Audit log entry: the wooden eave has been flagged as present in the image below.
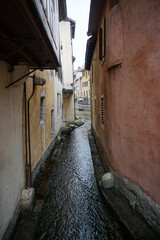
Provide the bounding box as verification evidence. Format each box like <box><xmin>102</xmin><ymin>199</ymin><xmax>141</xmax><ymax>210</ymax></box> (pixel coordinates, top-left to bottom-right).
<box><xmin>66</xmin><ymin>17</ymin><xmax>76</xmax><ymax>39</ymax></box>
<box><xmin>87</xmin><ymin>0</ymin><xmax>106</xmax><ymax>36</ymax></box>
<box><xmin>59</xmin><ymin>0</ymin><xmax>67</xmax><ymax>21</ymax></box>
<box><xmin>85</xmin><ymin>35</ymin><xmax>97</xmax><ymax>70</ymax></box>
<box><xmin>0</xmin><ymin>0</ymin><xmax>61</xmax><ymax>69</ymax></box>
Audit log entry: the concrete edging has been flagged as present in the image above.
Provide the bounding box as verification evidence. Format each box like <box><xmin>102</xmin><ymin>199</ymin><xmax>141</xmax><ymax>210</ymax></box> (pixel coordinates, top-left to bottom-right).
<box><xmin>88</xmin><ymin>129</ymin><xmax>160</xmax><ymax>240</ymax></box>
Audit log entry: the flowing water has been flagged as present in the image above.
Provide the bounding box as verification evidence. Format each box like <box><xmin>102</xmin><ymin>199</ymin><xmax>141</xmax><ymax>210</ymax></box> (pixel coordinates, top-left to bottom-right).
<box><xmin>34</xmin><ymin>111</ymin><xmax>130</xmax><ymax>240</ymax></box>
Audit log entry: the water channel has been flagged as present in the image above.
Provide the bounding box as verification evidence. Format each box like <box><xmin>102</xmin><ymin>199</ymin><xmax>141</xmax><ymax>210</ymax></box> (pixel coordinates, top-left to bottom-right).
<box><xmin>34</xmin><ymin>111</ymin><xmax>130</xmax><ymax>240</ymax></box>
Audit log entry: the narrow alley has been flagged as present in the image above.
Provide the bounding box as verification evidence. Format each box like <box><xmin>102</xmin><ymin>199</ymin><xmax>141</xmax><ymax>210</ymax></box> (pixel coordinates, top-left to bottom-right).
<box><xmin>34</xmin><ymin>112</ymin><xmax>130</xmax><ymax>240</ymax></box>
<box><xmin>1</xmin><ymin>1</ymin><xmax>160</xmax><ymax>239</ymax></box>
<box><xmin>12</xmin><ymin>111</ymin><xmax>131</xmax><ymax>240</ymax></box>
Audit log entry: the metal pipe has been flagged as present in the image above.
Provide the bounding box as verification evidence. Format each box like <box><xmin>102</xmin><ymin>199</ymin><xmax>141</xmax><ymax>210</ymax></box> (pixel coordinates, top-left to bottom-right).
<box><xmin>24</xmin><ymin>82</ymin><xmax>28</xmax><ymax>188</ymax></box>
<box><xmin>5</xmin><ymin>68</ymin><xmax>38</xmax><ymax>89</ymax></box>
<box><xmin>1</xmin><ymin>39</ymin><xmax>36</xmax><ymax>62</ymax></box>
<box><xmin>26</xmin><ymin>75</ymin><xmax>46</xmax><ymax>188</ymax></box>
<box><xmin>27</xmin><ymin>78</ymin><xmax>35</xmax><ymax>188</ymax></box>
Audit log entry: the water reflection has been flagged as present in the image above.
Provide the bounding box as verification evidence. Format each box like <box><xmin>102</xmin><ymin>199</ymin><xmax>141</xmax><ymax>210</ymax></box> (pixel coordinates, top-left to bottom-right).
<box><xmin>35</xmin><ymin>111</ymin><xmax>129</xmax><ymax>240</ymax></box>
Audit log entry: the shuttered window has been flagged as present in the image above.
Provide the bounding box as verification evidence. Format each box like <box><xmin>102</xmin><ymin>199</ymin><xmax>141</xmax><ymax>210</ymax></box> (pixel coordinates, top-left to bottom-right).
<box><xmin>95</xmin><ymin>97</ymin><xmax>97</xmax><ymax>116</ymax></box>
<box><xmin>57</xmin><ymin>93</ymin><xmax>61</xmax><ymax>114</ymax></box>
<box><xmin>40</xmin><ymin>96</ymin><xmax>45</xmax><ymax>124</ymax></box>
<box><xmin>103</xmin><ymin>18</ymin><xmax>106</xmax><ymax>58</ymax></box>
<box><xmin>101</xmin><ymin>95</ymin><xmax>104</xmax><ymax>127</ymax></box>
<box><xmin>99</xmin><ymin>28</ymin><xmax>102</xmax><ymax>61</ymax></box>
<box><xmin>99</xmin><ymin>18</ymin><xmax>106</xmax><ymax>62</ymax></box>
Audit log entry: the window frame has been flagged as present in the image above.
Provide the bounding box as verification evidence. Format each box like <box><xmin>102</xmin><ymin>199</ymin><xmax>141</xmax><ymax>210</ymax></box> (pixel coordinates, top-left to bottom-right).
<box><xmin>99</xmin><ymin>18</ymin><xmax>106</xmax><ymax>63</ymax></box>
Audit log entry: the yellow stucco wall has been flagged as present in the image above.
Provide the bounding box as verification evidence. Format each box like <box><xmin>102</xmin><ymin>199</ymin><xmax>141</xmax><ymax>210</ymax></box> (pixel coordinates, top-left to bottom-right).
<box><xmin>25</xmin><ymin>70</ymin><xmax>55</xmax><ymax>171</ymax></box>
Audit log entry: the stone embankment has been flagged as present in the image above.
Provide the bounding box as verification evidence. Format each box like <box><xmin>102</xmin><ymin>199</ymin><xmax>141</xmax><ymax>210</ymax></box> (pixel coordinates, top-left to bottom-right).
<box><xmin>88</xmin><ymin>129</ymin><xmax>160</xmax><ymax>240</ymax></box>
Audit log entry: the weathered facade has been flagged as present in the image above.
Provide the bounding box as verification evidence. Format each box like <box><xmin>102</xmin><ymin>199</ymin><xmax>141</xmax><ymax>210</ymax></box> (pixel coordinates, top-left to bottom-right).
<box><xmin>85</xmin><ymin>0</ymin><xmax>160</xmax><ymax>235</ymax></box>
<box><xmin>0</xmin><ymin>63</ymin><xmax>26</xmax><ymax>239</ymax></box>
<box><xmin>0</xmin><ymin>1</ymin><xmax>67</xmax><ymax>238</ymax></box>
<box><xmin>24</xmin><ymin>70</ymin><xmax>61</xmax><ymax>180</ymax></box>
<box><xmin>60</xmin><ymin>18</ymin><xmax>76</xmax><ymax>122</ymax></box>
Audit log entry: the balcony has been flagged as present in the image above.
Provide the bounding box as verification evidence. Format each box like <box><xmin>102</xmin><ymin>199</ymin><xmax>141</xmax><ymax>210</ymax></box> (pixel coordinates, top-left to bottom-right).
<box><xmin>0</xmin><ymin>0</ymin><xmax>66</xmax><ymax>69</ymax></box>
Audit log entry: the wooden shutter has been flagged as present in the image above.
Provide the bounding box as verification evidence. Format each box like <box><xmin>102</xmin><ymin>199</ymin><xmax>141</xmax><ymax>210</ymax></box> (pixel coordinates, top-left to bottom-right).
<box><xmin>99</xmin><ymin>28</ymin><xmax>102</xmax><ymax>61</ymax></box>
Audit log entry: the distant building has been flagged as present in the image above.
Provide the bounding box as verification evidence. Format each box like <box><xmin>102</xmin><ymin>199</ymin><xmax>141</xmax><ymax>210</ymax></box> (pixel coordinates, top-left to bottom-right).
<box><xmin>81</xmin><ymin>69</ymin><xmax>90</xmax><ymax>105</ymax></box>
<box><xmin>74</xmin><ymin>67</ymin><xmax>90</xmax><ymax>105</ymax></box>
<box><xmin>74</xmin><ymin>68</ymin><xmax>82</xmax><ymax>101</ymax></box>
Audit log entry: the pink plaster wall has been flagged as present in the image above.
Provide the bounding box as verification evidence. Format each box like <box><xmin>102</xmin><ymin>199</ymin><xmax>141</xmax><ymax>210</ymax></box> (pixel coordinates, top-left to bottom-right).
<box><xmin>96</xmin><ymin>0</ymin><xmax>160</xmax><ymax>204</ymax></box>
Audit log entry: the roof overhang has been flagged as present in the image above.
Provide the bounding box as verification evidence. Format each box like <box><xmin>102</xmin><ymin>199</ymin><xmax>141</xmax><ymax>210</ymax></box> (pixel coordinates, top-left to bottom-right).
<box><xmin>66</xmin><ymin>17</ymin><xmax>76</xmax><ymax>39</ymax></box>
<box><xmin>85</xmin><ymin>35</ymin><xmax>97</xmax><ymax>70</ymax></box>
<box><xmin>59</xmin><ymin>0</ymin><xmax>67</xmax><ymax>21</ymax></box>
<box><xmin>0</xmin><ymin>0</ymin><xmax>62</xmax><ymax>69</ymax></box>
<box><xmin>87</xmin><ymin>0</ymin><xmax>106</xmax><ymax>36</ymax></box>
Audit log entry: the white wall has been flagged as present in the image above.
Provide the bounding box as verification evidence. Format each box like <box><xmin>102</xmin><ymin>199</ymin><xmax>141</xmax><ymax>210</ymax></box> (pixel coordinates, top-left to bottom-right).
<box><xmin>54</xmin><ymin>71</ymin><xmax>63</xmax><ymax>136</ymax></box>
<box><xmin>60</xmin><ymin>20</ymin><xmax>75</xmax><ymax>122</ymax></box>
<box><xmin>60</xmin><ymin>21</ymin><xmax>73</xmax><ymax>87</ymax></box>
<box><xmin>0</xmin><ymin>62</ymin><xmax>25</xmax><ymax>238</ymax></box>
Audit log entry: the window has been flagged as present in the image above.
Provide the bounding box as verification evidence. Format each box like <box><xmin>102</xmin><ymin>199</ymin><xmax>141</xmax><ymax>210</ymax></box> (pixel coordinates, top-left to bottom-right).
<box><xmin>86</xmin><ymin>90</ymin><xmax>88</xmax><ymax>96</ymax></box>
<box><xmin>99</xmin><ymin>28</ymin><xmax>102</xmax><ymax>61</ymax></box>
<box><xmin>83</xmin><ymin>72</ymin><xmax>85</xmax><ymax>77</ymax></box>
<box><xmin>86</xmin><ymin>72</ymin><xmax>87</xmax><ymax>78</ymax></box>
<box><xmin>51</xmin><ymin>109</ymin><xmax>54</xmax><ymax>140</ymax></box>
<box><xmin>99</xmin><ymin>18</ymin><xmax>106</xmax><ymax>62</ymax></box>
<box><xmin>84</xmin><ymin>91</ymin><xmax>85</xmax><ymax>96</ymax></box>
<box><xmin>101</xmin><ymin>95</ymin><xmax>104</xmax><ymax>127</ymax></box>
<box><xmin>57</xmin><ymin>93</ymin><xmax>61</xmax><ymax>114</ymax></box>
<box><xmin>95</xmin><ymin>97</ymin><xmax>97</xmax><ymax>116</ymax></box>
<box><xmin>40</xmin><ymin>96</ymin><xmax>45</xmax><ymax>124</ymax></box>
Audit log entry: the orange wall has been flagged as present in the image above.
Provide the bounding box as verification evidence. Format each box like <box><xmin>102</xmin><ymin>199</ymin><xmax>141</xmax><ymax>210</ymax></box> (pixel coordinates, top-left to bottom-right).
<box><xmin>92</xmin><ymin>0</ymin><xmax>160</xmax><ymax>204</ymax></box>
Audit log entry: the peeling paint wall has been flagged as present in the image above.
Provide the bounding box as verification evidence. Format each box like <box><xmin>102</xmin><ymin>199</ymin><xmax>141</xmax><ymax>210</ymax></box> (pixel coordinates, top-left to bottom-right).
<box><xmin>0</xmin><ymin>62</ymin><xmax>25</xmax><ymax>238</ymax></box>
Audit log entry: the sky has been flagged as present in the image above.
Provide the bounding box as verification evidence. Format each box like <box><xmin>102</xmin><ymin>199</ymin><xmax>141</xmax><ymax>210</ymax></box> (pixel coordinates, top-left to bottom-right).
<box><xmin>66</xmin><ymin>0</ymin><xmax>91</xmax><ymax>70</ymax></box>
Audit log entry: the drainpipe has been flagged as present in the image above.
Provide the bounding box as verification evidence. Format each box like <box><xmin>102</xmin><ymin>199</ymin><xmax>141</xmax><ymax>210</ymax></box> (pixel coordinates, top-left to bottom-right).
<box><xmin>26</xmin><ymin>75</ymin><xmax>46</xmax><ymax>188</ymax></box>
<box><xmin>26</xmin><ymin>79</ymin><xmax>35</xmax><ymax>188</ymax></box>
<box><xmin>24</xmin><ymin>82</ymin><xmax>28</xmax><ymax>188</ymax></box>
